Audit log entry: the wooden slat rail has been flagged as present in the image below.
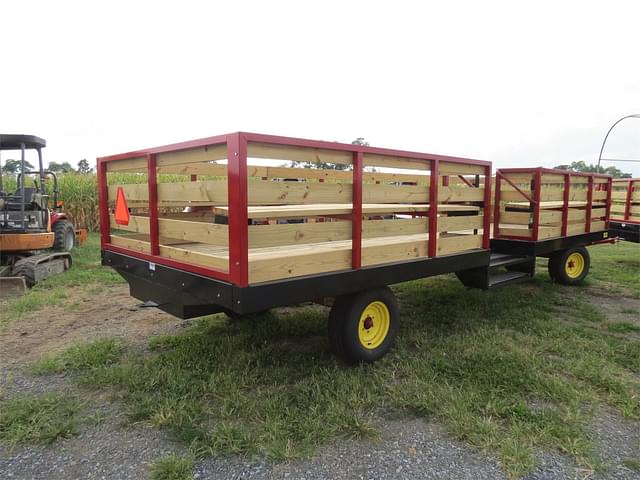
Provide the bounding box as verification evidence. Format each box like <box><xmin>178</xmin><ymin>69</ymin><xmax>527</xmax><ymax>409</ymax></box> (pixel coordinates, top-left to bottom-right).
<box><xmin>213</xmin><ymin>203</ymin><xmax>480</xmax><ymax>219</ymax></box>
<box><xmin>109</xmin><ymin>214</ymin><xmax>228</xmax><ymax>246</ymax></box>
<box><xmin>495</xmin><ymin>167</ymin><xmax>611</xmax><ymax>240</ymax></box>
<box><xmin>109</xmin><ymin>179</ymin><xmax>485</xmax><ymax>206</ymax></box>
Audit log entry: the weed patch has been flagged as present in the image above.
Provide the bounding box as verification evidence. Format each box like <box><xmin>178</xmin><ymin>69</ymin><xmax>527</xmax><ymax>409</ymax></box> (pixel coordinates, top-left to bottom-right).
<box><xmin>0</xmin><ymin>394</ymin><xmax>81</xmax><ymax>446</ymax></box>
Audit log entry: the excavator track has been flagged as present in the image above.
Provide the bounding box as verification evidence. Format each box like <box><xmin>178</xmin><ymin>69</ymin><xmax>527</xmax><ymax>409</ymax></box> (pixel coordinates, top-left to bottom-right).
<box><xmin>9</xmin><ymin>252</ymin><xmax>72</xmax><ymax>287</ymax></box>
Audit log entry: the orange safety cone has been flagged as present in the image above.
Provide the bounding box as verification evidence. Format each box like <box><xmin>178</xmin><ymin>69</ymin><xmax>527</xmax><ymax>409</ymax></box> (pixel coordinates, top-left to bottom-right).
<box><xmin>114</xmin><ymin>186</ymin><xmax>130</xmax><ymax>226</ymax></box>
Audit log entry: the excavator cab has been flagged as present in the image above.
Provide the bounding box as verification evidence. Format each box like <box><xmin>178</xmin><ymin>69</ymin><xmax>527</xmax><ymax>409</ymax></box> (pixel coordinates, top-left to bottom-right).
<box><xmin>0</xmin><ymin>134</ymin><xmax>80</xmax><ymax>297</ymax></box>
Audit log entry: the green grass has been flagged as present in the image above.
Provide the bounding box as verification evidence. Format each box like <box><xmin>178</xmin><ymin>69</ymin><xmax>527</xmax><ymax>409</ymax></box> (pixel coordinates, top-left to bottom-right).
<box><xmin>32</xmin><ymin>338</ymin><xmax>125</xmax><ymax>374</ymax></box>
<box><xmin>606</xmin><ymin>322</ymin><xmax>640</xmax><ymax>333</ymax></box>
<box><xmin>587</xmin><ymin>242</ymin><xmax>640</xmax><ymax>296</ymax></box>
<box><xmin>150</xmin><ymin>454</ymin><xmax>194</xmax><ymax>480</ymax></box>
<box><xmin>622</xmin><ymin>457</ymin><xmax>640</xmax><ymax>471</ymax></box>
<box><xmin>0</xmin><ymin>234</ymin><xmax>124</xmax><ymax>328</ymax></box>
<box><xmin>17</xmin><ymin>238</ymin><xmax>640</xmax><ymax>478</ymax></box>
<box><xmin>0</xmin><ymin>394</ymin><xmax>81</xmax><ymax>446</ymax></box>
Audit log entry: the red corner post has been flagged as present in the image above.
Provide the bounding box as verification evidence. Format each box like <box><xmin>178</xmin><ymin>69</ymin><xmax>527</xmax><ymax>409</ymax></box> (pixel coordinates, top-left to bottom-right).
<box><xmin>604</xmin><ymin>177</ymin><xmax>613</xmax><ymax>227</ymax></box>
<box><xmin>531</xmin><ymin>168</ymin><xmax>542</xmax><ymax>241</ymax></box>
<box><xmin>561</xmin><ymin>172</ymin><xmax>570</xmax><ymax>237</ymax></box>
<box><xmin>147</xmin><ymin>154</ymin><xmax>160</xmax><ymax>256</ymax></box>
<box><xmin>482</xmin><ymin>165</ymin><xmax>492</xmax><ymax>249</ymax></box>
<box><xmin>623</xmin><ymin>179</ymin><xmax>633</xmax><ymax>221</ymax></box>
<box><xmin>493</xmin><ymin>171</ymin><xmax>502</xmax><ymax>238</ymax></box>
<box><xmin>227</xmin><ymin>133</ymin><xmax>249</xmax><ymax>287</ymax></box>
<box><xmin>351</xmin><ymin>151</ymin><xmax>363</xmax><ymax>269</ymax></box>
<box><xmin>585</xmin><ymin>175</ymin><xmax>594</xmax><ymax>233</ymax></box>
<box><xmin>428</xmin><ymin>159</ymin><xmax>439</xmax><ymax>257</ymax></box>
<box><xmin>97</xmin><ymin>159</ymin><xmax>110</xmax><ymax>247</ymax></box>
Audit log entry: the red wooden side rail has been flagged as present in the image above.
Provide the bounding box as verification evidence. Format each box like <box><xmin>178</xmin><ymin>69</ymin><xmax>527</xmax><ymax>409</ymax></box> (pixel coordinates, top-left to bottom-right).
<box><xmin>493</xmin><ymin>167</ymin><xmax>612</xmax><ymax>242</ymax></box>
<box><xmin>97</xmin><ymin>132</ymin><xmax>492</xmax><ymax>287</ymax></box>
<box><xmin>611</xmin><ymin>178</ymin><xmax>640</xmax><ymax>224</ymax></box>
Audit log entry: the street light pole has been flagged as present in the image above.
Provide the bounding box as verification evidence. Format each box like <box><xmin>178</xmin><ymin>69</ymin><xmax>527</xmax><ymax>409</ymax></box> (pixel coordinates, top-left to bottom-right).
<box><xmin>597</xmin><ymin>114</ymin><xmax>640</xmax><ymax>171</ymax></box>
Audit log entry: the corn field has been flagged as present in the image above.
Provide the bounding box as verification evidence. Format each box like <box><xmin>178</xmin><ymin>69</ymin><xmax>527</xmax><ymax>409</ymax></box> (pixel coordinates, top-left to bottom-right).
<box><xmin>2</xmin><ymin>173</ymin><xmax>193</xmax><ymax>232</ymax></box>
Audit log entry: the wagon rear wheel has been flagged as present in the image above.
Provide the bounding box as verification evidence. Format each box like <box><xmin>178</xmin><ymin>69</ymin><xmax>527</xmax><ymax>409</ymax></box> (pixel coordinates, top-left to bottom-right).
<box><xmin>548</xmin><ymin>246</ymin><xmax>590</xmax><ymax>285</ymax></box>
<box><xmin>328</xmin><ymin>287</ymin><xmax>399</xmax><ymax>364</ymax></box>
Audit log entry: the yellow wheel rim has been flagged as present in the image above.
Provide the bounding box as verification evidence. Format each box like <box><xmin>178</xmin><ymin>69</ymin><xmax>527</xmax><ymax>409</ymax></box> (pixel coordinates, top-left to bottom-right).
<box><xmin>358</xmin><ymin>301</ymin><xmax>390</xmax><ymax>350</ymax></box>
<box><xmin>565</xmin><ymin>252</ymin><xmax>585</xmax><ymax>279</ymax></box>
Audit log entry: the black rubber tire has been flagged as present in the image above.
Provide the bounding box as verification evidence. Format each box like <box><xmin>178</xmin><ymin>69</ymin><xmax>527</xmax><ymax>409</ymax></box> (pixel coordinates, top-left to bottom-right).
<box><xmin>328</xmin><ymin>287</ymin><xmax>399</xmax><ymax>364</ymax></box>
<box><xmin>11</xmin><ymin>262</ymin><xmax>36</xmax><ymax>287</ymax></box>
<box><xmin>548</xmin><ymin>247</ymin><xmax>590</xmax><ymax>285</ymax></box>
<box><xmin>53</xmin><ymin>220</ymin><xmax>75</xmax><ymax>251</ymax></box>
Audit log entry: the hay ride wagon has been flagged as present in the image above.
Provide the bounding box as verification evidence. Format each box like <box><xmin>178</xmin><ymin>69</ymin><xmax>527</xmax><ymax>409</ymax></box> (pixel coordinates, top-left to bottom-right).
<box><xmin>98</xmin><ymin>133</ymin><xmax>614</xmax><ymax>363</ymax></box>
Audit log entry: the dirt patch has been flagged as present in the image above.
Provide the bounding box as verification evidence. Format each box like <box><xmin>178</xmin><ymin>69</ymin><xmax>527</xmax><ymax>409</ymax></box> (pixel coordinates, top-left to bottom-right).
<box><xmin>584</xmin><ymin>287</ymin><xmax>640</xmax><ymax>324</ymax></box>
<box><xmin>0</xmin><ymin>285</ymin><xmax>182</xmax><ymax>367</ymax></box>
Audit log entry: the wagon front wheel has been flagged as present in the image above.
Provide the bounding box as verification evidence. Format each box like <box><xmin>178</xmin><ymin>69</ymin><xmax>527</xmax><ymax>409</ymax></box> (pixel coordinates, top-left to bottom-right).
<box><xmin>548</xmin><ymin>246</ymin><xmax>590</xmax><ymax>285</ymax></box>
<box><xmin>328</xmin><ymin>287</ymin><xmax>399</xmax><ymax>364</ymax></box>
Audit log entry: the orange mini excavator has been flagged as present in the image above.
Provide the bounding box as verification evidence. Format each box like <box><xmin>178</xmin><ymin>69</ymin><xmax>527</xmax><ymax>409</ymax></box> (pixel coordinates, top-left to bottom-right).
<box><xmin>0</xmin><ymin>134</ymin><xmax>85</xmax><ymax>298</ymax></box>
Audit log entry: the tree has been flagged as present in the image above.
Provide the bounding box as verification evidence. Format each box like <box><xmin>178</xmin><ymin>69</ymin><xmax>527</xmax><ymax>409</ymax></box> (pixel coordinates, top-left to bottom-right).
<box><xmin>289</xmin><ymin>137</ymin><xmax>370</xmax><ymax>170</ymax></box>
<box><xmin>554</xmin><ymin>161</ymin><xmax>631</xmax><ymax>178</ymax></box>
<box><xmin>77</xmin><ymin>159</ymin><xmax>93</xmax><ymax>174</ymax></box>
<box><xmin>48</xmin><ymin>161</ymin><xmax>75</xmax><ymax>173</ymax></box>
<box><xmin>351</xmin><ymin>137</ymin><xmax>370</xmax><ymax>146</ymax></box>
<box><xmin>1</xmin><ymin>159</ymin><xmax>35</xmax><ymax>174</ymax></box>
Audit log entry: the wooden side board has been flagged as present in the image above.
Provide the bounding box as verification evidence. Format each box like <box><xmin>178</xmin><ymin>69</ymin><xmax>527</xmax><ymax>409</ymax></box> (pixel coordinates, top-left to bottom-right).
<box><xmin>247</xmin><ymin>232</ymin><xmax>484</xmax><ymax>283</ymax></box>
<box><xmin>110</xmin><ymin>235</ymin><xmax>229</xmax><ymax>271</ymax></box>
<box><xmin>499</xmin><ymin>220</ymin><xmax>606</xmax><ymax>239</ymax></box>
<box><xmin>246</xmin><ymin>215</ymin><xmax>484</xmax><ymax>248</ymax></box>
<box><xmin>214</xmin><ymin>203</ymin><xmax>480</xmax><ymax>219</ymax></box>
<box><xmin>248</xmin><ymin>142</ymin><xmax>353</xmax><ymax>165</ymax></box>
<box><xmin>110</xmin><ymin>178</ymin><xmax>483</xmax><ymax>206</ymax></box>
<box><xmin>110</xmin><ymin>214</ymin><xmax>228</xmax><ymax>246</ymax></box>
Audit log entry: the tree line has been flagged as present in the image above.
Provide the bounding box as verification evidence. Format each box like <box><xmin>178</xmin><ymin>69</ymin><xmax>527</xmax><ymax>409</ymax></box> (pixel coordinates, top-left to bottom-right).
<box><xmin>1</xmin><ymin>158</ymin><xmax>93</xmax><ymax>175</ymax></box>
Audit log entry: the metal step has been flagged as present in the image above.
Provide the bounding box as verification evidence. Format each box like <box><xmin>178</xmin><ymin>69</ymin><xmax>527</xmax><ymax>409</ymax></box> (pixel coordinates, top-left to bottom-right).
<box><xmin>489</xmin><ymin>253</ymin><xmax>533</xmax><ymax>268</ymax></box>
<box><xmin>488</xmin><ymin>270</ymin><xmax>530</xmax><ymax>289</ymax></box>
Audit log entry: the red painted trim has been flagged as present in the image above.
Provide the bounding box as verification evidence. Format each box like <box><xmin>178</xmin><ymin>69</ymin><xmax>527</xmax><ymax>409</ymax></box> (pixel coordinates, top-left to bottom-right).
<box><xmin>97</xmin><ymin>159</ymin><xmax>110</xmax><ymax>247</ymax></box>
<box><xmin>99</xmin><ymin>132</ymin><xmax>491</xmax><ymax>167</ymax></box>
<box><xmin>561</xmin><ymin>173</ymin><xmax>570</xmax><ymax>236</ymax></box>
<box><xmin>624</xmin><ymin>179</ymin><xmax>633</xmax><ymax>221</ymax></box>
<box><xmin>428</xmin><ymin>160</ymin><xmax>439</xmax><ymax>257</ymax></box>
<box><xmin>493</xmin><ymin>172</ymin><xmax>502</xmax><ymax>238</ymax></box>
<box><xmin>148</xmin><ymin>154</ymin><xmax>160</xmax><ymax>255</ymax></box>
<box><xmin>351</xmin><ymin>152</ymin><xmax>363</xmax><ymax>269</ymax></box>
<box><xmin>497</xmin><ymin>234</ymin><xmax>536</xmax><ymax>241</ymax></box>
<box><xmin>604</xmin><ymin>177</ymin><xmax>613</xmax><ymax>228</ymax></box>
<box><xmin>97</xmin><ymin>134</ymin><xmax>228</xmax><ymax>162</ymax></box>
<box><xmin>482</xmin><ymin>165</ymin><xmax>492</xmax><ymax>249</ymax></box>
<box><xmin>585</xmin><ymin>176</ymin><xmax>594</xmax><ymax>233</ymax></box>
<box><xmin>531</xmin><ymin>168</ymin><xmax>542</xmax><ymax>241</ymax></box>
<box><xmin>227</xmin><ymin>134</ymin><xmax>249</xmax><ymax>287</ymax></box>
<box><xmin>244</xmin><ymin>132</ymin><xmax>491</xmax><ymax>167</ymax></box>
<box><xmin>103</xmin><ymin>244</ymin><xmax>230</xmax><ymax>280</ymax></box>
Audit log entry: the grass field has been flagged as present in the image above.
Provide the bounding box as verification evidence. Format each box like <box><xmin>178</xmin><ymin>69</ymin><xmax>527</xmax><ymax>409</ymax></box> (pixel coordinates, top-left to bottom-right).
<box><xmin>1</xmin><ymin>237</ymin><xmax>639</xmax><ymax>478</ymax></box>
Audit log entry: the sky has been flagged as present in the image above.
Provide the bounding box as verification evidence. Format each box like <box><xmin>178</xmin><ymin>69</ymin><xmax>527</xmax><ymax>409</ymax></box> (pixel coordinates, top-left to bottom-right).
<box><xmin>2</xmin><ymin>0</ymin><xmax>639</xmax><ymax>176</ymax></box>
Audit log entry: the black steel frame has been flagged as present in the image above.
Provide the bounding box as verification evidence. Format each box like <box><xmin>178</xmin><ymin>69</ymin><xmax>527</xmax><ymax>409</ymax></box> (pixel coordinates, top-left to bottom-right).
<box><xmin>103</xmin><ymin>249</ymin><xmax>491</xmax><ymax>318</ymax></box>
<box><xmin>490</xmin><ymin>231</ymin><xmax>611</xmax><ymax>257</ymax></box>
<box><xmin>608</xmin><ymin>221</ymin><xmax>640</xmax><ymax>243</ymax></box>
